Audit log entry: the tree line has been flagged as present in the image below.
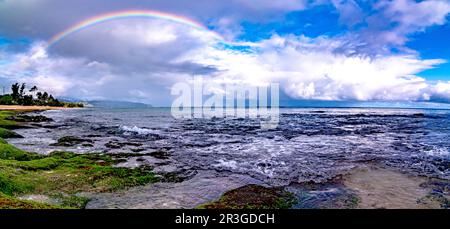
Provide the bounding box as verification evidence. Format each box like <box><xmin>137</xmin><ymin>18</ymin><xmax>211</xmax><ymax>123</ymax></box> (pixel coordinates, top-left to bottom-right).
<box><xmin>0</xmin><ymin>83</ymin><xmax>84</xmax><ymax>107</ymax></box>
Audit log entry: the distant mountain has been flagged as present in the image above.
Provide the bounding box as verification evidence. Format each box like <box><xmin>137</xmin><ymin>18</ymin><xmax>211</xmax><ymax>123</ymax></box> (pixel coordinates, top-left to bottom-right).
<box><xmin>87</xmin><ymin>100</ymin><xmax>153</xmax><ymax>108</ymax></box>
<box><xmin>57</xmin><ymin>96</ymin><xmax>84</xmax><ymax>103</ymax></box>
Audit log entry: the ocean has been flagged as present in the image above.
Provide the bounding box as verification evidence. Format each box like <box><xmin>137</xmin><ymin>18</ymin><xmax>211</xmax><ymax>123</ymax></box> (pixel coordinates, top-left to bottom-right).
<box><xmin>9</xmin><ymin>107</ymin><xmax>450</xmax><ymax>186</ymax></box>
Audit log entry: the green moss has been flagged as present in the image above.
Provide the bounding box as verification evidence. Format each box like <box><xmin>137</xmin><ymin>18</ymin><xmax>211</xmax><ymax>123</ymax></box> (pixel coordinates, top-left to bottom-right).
<box><xmin>345</xmin><ymin>195</ymin><xmax>360</xmax><ymax>209</ymax></box>
<box><xmin>51</xmin><ymin>194</ymin><xmax>90</xmax><ymax>209</ymax></box>
<box><xmin>0</xmin><ymin>138</ymin><xmax>42</xmax><ymax>161</ymax></box>
<box><xmin>50</xmin><ymin>136</ymin><xmax>93</xmax><ymax>147</ymax></box>
<box><xmin>1</xmin><ymin>153</ymin><xmax>158</xmax><ymax>193</ymax></box>
<box><xmin>0</xmin><ymin>111</ymin><xmax>17</xmax><ymax>120</ymax></box>
<box><xmin>0</xmin><ymin>193</ymin><xmax>61</xmax><ymax>209</ymax></box>
<box><xmin>2</xmin><ymin>157</ymin><xmax>62</xmax><ymax>171</ymax></box>
<box><xmin>418</xmin><ymin>180</ymin><xmax>450</xmax><ymax>209</ymax></box>
<box><xmin>0</xmin><ymin>128</ymin><xmax>23</xmax><ymax>138</ymax></box>
<box><xmin>0</xmin><ymin>172</ymin><xmax>33</xmax><ymax>195</ymax></box>
<box><xmin>0</xmin><ymin>140</ymin><xmax>159</xmax><ymax>209</ymax></box>
<box><xmin>0</xmin><ymin>111</ymin><xmax>23</xmax><ymax>129</ymax></box>
<box><xmin>5</xmin><ymin>114</ymin><xmax>53</xmax><ymax>122</ymax></box>
<box><xmin>49</xmin><ymin>151</ymin><xmax>78</xmax><ymax>159</ymax></box>
<box><xmin>197</xmin><ymin>185</ymin><xmax>297</xmax><ymax>209</ymax></box>
<box><xmin>0</xmin><ymin>109</ymin><xmax>160</xmax><ymax>209</ymax></box>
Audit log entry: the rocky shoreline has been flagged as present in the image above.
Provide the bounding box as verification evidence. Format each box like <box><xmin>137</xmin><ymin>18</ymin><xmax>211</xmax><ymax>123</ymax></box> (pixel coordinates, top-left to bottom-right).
<box><xmin>0</xmin><ymin>109</ymin><xmax>449</xmax><ymax>209</ymax></box>
<box><xmin>0</xmin><ymin>109</ymin><xmax>181</xmax><ymax>209</ymax></box>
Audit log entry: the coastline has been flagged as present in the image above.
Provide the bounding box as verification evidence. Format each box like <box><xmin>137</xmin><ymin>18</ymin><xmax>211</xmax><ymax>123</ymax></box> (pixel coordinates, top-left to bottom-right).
<box><xmin>0</xmin><ymin>108</ymin><xmax>449</xmax><ymax>209</ymax></box>
<box><xmin>0</xmin><ymin>105</ymin><xmax>69</xmax><ymax>111</ymax></box>
<box><xmin>0</xmin><ymin>108</ymin><xmax>184</xmax><ymax>209</ymax></box>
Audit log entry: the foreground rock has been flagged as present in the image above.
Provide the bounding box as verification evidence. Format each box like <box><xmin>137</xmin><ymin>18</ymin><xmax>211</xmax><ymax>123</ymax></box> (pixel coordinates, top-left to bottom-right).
<box><xmin>105</xmin><ymin>140</ymin><xmax>142</xmax><ymax>149</ymax></box>
<box><xmin>0</xmin><ymin>140</ymin><xmax>160</xmax><ymax>209</ymax></box>
<box><xmin>6</xmin><ymin>114</ymin><xmax>53</xmax><ymax>122</ymax></box>
<box><xmin>198</xmin><ymin>184</ymin><xmax>296</xmax><ymax>209</ymax></box>
<box><xmin>85</xmin><ymin>171</ymin><xmax>263</xmax><ymax>209</ymax></box>
<box><xmin>0</xmin><ymin>128</ymin><xmax>23</xmax><ymax>138</ymax></box>
<box><xmin>50</xmin><ymin>136</ymin><xmax>94</xmax><ymax>147</ymax></box>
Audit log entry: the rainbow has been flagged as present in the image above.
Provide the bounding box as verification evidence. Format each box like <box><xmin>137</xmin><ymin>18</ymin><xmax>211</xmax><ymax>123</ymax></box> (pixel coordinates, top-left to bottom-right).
<box><xmin>47</xmin><ymin>9</ymin><xmax>225</xmax><ymax>47</ymax></box>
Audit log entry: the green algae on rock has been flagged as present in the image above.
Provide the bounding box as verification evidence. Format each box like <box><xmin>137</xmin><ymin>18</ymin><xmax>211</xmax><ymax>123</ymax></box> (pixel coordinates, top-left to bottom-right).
<box><xmin>0</xmin><ymin>139</ymin><xmax>159</xmax><ymax>208</ymax></box>
<box><xmin>50</xmin><ymin>136</ymin><xmax>94</xmax><ymax>147</ymax></box>
<box><xmin>0</xmin><ymin>111</ymin><xmax>25</xmax><ymax>129</ymax></box>
<box><xmin>0</xmin><ymin>193</ymin><xmax>62</xmax><ymax>209</ymax></box>
<box><xmin>197</xmin><ymin>184</ymin><xmax>297</xmax><ymax>209</ymax></box>
<box><xmin>0</xmin><ymin>128</ymin><xmax>23</xmax><ymax>139</ymax></box>
<box><xmin>5</xmin><ymin>114</ymin><xmax>53</xmax><ymax>123</ymax></box>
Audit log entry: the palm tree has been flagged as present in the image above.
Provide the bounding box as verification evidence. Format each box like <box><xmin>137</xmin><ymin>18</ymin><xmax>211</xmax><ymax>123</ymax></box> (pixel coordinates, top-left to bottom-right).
<box><xmin>29</xmin><ymin>86</ymin><xmax>38</xmax><ymax>92</ymax></box>
<box><xmin>11</xmin><ymin>83</ymin><xmax>20</xmax><ymax>101</ymax></box>
<box><xmin>19</xmin><ymin>83</ymin><xmax>26</xmax><ymax>97</ymax></box>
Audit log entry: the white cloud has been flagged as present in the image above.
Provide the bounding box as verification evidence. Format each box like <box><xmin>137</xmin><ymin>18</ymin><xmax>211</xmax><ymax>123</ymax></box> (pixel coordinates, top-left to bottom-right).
<box><xmin>110</xmin><ymin>22</ymin><xmax>178</xmax><ymax>45</ymax></box>
<box><xmin>0</xmin><ymin>18</ymin><xmax>220</xmax><ymax>105</ymax></box>
<box><xmin>190</xmin><ymin>34</ymin><xmax>449</xmax><ymax>102</ymax></box>
<box><xmin>0</xmin><ymin>42</ymin><xmax>117</xmax><ymax>95</ymax></box>
<box><xmin>379</xmin><ymin>0</ymin><xmax>450</xmax><ymax>28</ymax></box>
<box><xmin>331</xmin><ymin>0</ymin><xmax>365</xmax><ymax>27</ymax></box>
<box><xmin>435</xmin><ymin>81</ymin><xmax>450</xmax><ymax>100</ymax></box>
<box><xmin>1</xmin><ymin>2</ymin><xmax>450</xmax><ymax>105</ymax></box>
<box><xmin>0</xmin><ymin>0</ymin><xmax>309</xmax><ymax>42</ymax></box>
<box><xmin>2</xmin><ymin>29</ymin><xmax>450</xmax><ymax>104</ymax></box>
<box><xmin>357</xmin><ymin>0</ymin><xmax>450</xmax><ymax>52</ymax></box>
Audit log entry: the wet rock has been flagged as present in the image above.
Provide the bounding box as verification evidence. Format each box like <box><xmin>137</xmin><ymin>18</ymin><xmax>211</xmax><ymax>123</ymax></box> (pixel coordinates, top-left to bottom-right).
<box><xmin>7</xmin><ymin>115</ymin><xmax>53</xmax><ymax>122</ymax></box>
<box><xmin>50</xmin><ymin>136</ymin><xmax>94</xmax><ymax>147</ymax></box>
<box><xmin>160</xmin><ymin>170</ymin><xmax>198</xmax><ymax>183</ymax></box>
<box><xmin>287</xmin><ymin>180</ymin><xmax>359</xmax><ymax>209</ymax></box>
<box><xmin>105</xmin><ymin>140</ymin><xmax>143</xmax><ymax>149</ymax></box>
<box><xmin>136</xmin><ymin>157</ymin><xmax>146</xmax><ymax>162</ymax></box>
<box><xmin>29</xmin><ymin>123</ymin><xmax>65</xmax><ymax>129</ymax></box>
<box><xmin>153</xmin><ymin>164</ymin><xmax>179</xmax><ymax>174</ymax></box>
<box><xmin>199</xmin><ymin>184</ymin><xmax>296</xmax><ymax>209</ymax></box>
<box><xmin>95</xmin><ymin>160</ymin><xmax>108</xmax><ymax>166</ymax></box>
<box><xmin>85</xmin><ymin>134</ymin><xmax>102</xmax><ymax>138</ymax></box>
<box><xmin>149</xmin><ymin>150</ymin><xmax>171</xmax><ymax>160</ymax></box>
<box><xmin>131</xmin><ymin>148</ymin><xmax>145</xmax><ymax>152</ymax></box>
<box><xmin>85</xmin><ymin>171</ymin><xmax>264</xmax><ymax>209</ymax></box>
<box><xmin>0</xmin><ymin>128</ymin><xmax>24</xmax><ymax>138</ymax></box>
<box><xmin>113</xmin><ymin>155</ymin><xmax>169</xmax><ymax>169</ymax></box>
<box><xmin>419</xmin><ymin>179</ymin><xmax>450</xmax><ymax>209</ymax></box>
<box><xmin>104</xmin><ymin>141</ymin><xmax>122</xmax><ymax>149</ymax></box>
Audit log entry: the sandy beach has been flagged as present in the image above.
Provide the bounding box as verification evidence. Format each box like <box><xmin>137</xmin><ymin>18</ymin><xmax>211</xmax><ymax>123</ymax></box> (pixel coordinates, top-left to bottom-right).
<box><xmin>0</xmin><ymin>105</ymin><xmax>68</xmax><ymax>111</ymax></box>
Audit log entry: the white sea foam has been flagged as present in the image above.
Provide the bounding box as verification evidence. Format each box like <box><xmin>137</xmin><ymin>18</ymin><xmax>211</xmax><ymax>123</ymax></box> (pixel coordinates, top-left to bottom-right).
<box><xmin>120</xmin><ymin>125</ymin><xmax>156</xmax><ymax>135</ymax></box>
<box><xmin>214</xmin><ymin>159</ymin><xmax>238</xmax><ymax>169</ymax></box>
<box><xmin>425</xmin><ymin>147</ymin><xmax>450</xmax><ymax>157</ymax></box>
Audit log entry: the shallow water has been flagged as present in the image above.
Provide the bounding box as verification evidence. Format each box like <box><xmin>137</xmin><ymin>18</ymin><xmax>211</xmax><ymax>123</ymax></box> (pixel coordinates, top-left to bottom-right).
<box><xmin>9</xmin><ymin>107</ymin><xmax>450</xmax><ymax>208</ymax></box>
<box><xmin>342</xmin><ymin>166</ymin><xmax>441</xmax><ymax>209</ymax></box>
<box><xmin>85</xmin><ymin>170</ymin><xmax>263</xmax><ymax>209</ymax></box>
<box><xmin>10</xmin><ymin>108</ymin><xmax>450</xmax><ymax>185</ymax></box>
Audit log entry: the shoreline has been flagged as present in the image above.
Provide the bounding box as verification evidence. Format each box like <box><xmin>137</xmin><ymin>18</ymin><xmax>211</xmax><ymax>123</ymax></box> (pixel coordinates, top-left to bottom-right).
<box><xmin>0</xmin><ymin>109</ymin><xmax>161</xmax><ymax>209</ymax></box>
<box><xmin>0</xmin><ymin>105</ymin><xmax>71</xmax><ymax>111</ymax></box>
<box><xmin>1</xmin><ymin>108</ymin><xmax>448</xmax><ymax>209</ymax></box>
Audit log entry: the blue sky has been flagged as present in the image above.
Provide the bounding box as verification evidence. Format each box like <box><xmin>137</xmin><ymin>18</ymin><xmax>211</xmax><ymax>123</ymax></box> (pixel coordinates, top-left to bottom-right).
<box><xmin>0</xmin><ymin>0</ymin><xmax>450</xmax><ymax>106</ymax></box>
<box><xmin>237</xmin><ymin>5</ymin><xmax>345</xmax><ymax>41</ymax></box>
<box><xmin>407</xmin><ymin>19</ymin><xmax>450</xmax><ymax>80</ymax></box>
